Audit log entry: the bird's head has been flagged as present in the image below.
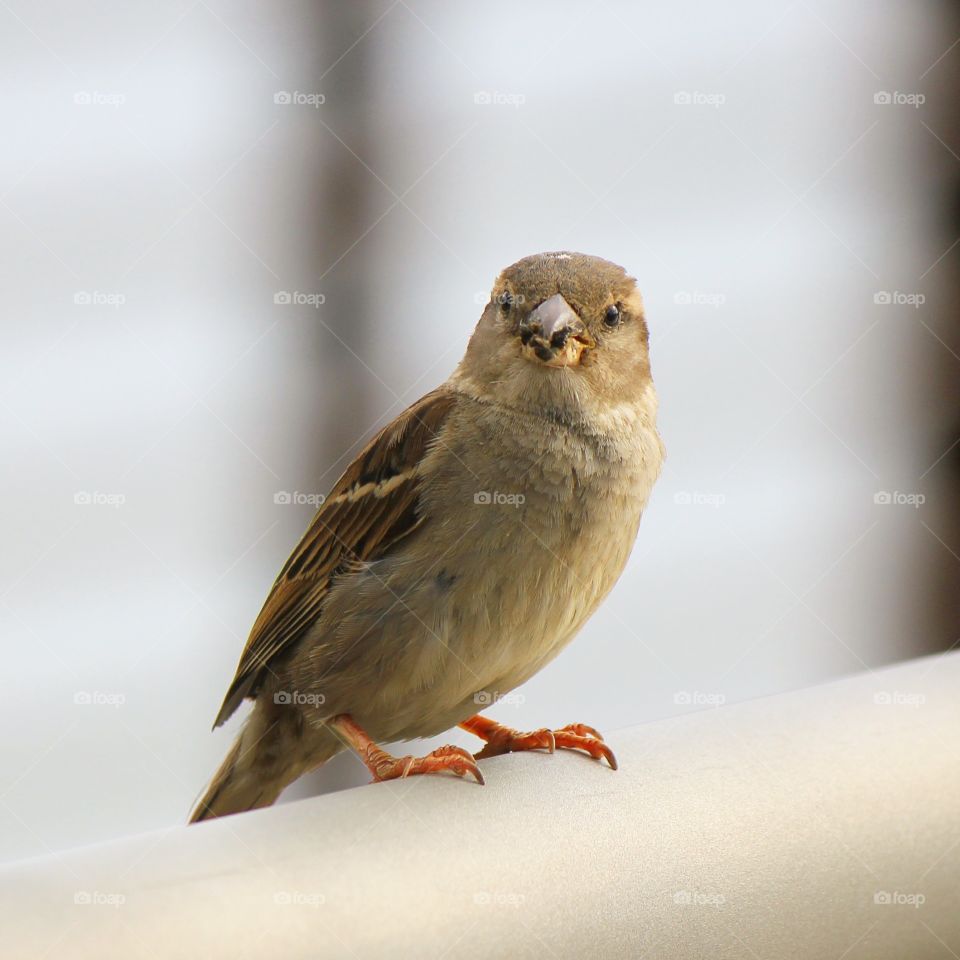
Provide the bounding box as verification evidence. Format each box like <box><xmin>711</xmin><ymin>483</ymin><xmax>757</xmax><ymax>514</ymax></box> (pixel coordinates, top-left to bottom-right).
<box><xmin>456</xmin><ymin>252</ymin><xmax>653</xmax><ymax>420</ymax></box>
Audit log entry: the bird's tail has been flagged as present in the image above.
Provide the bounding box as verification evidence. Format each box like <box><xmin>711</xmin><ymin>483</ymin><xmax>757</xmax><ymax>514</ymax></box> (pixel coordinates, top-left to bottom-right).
<box><xmin>189</xmin><ymin>701</ymin><xmax>340</xmax><ymax>823</ymax></box>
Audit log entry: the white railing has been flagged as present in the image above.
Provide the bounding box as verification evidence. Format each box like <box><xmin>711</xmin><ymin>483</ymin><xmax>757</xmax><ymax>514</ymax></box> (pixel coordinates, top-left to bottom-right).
<box><xmin>2</xmin><ymin>652</ymin><xmax>959</xmax><ymax>959</ymax></box>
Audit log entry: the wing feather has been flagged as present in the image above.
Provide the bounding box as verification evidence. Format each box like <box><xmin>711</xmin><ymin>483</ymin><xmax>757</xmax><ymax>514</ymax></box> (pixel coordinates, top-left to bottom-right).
<box><xmin>213</xmin><ymin>388</ymin><xmax>458</xmax><ymax>727</ymax></box>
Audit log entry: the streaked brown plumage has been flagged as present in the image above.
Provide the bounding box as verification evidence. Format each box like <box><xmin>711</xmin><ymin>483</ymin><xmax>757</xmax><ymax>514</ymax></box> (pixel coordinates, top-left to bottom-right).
<box><xmin>213</xmin><ymin>390</ymin><xmax>457</xmax><ymax>729</ymax></box>
<box><xmin>191</xmin><ymin>252</ymin><xmax>664</xmax><ymax>822</ymax></box>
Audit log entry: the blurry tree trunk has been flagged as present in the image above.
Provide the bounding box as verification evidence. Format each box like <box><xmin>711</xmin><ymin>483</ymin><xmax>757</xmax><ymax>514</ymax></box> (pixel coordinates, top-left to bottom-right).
<box><xmin>286</xmin><ymin>1</ymin><xmax>381</xmax><ymax>801</ymax></box>
<box><xmin>924</xmin><ymin>1</ymin><xmax>960</xmax><ymax>655</ymax></box>
<box><xmin>310</xmin><ymin>1</ymin><xmax>380</xmax><ymax>472</ymax></box>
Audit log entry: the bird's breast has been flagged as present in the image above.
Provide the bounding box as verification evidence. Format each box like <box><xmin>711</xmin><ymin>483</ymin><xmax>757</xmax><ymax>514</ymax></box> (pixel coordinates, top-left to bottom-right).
<box><xmin>307</xmin><ymin>392</ymin><xmax>665</xmax><ymax>742</ymax></box>
<box><xmin>409</xmin><ymin>396</ymin><xmax>664</xmax><ymax>697</ymax></box>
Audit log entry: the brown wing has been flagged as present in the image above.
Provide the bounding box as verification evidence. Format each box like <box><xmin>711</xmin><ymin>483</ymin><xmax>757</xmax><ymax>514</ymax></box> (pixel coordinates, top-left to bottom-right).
<box><xmin>213</xmin><ymin>388</ymin><xmax>458</xmax><ymax>727</ymax></box>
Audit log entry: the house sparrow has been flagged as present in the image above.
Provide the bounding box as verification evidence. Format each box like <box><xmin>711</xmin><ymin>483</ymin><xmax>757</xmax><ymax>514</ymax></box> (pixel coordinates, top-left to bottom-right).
<box><xmin>190</xmin><ymin>251</ymin><xmax>664</xmax><ymax>822</ymax></box>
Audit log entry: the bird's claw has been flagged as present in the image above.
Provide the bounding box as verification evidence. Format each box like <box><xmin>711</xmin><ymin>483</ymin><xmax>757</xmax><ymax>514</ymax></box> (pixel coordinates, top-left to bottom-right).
<box><xmin>556</xmin><ymin>722</ymin><xmax>604</xmax><ymax>741</ymax></box>
<box><xmin>371</xmin><ymin>743</ymin><xmax>485</xmax><ymax>785</ymax></box>
<box><xmin>468</xmin><ymin>718</ymin><xmax>617</xmax><ymax>769</ymax></box>
<box><xmin>552</xmin><ymin>728</ymin><xmax>617</xmax><ymax>769</ymax></box>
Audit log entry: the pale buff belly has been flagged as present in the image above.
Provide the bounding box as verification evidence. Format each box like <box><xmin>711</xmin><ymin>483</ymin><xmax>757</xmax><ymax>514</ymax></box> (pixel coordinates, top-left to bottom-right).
<box><xmin>288</xmin><ymin>488</ymin><xmax>654</xmax><ymax>742</ymax></box>
<box><xmin>285</xmin><ymin>408</ymin><xmax>663</xmax><ymax>743</ymax></box>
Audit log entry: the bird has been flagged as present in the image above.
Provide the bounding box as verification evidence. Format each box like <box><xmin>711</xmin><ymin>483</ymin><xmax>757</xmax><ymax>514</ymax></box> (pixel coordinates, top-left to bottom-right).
<box><xmin>190</xmin><ymin>251</ymin><xmax>664</xmax><ymax>822</ymax></box>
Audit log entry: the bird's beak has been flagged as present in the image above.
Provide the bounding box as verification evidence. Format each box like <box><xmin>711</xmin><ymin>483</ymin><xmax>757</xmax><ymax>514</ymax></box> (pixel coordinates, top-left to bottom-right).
<box><xmin>518</xmin><ymin>294</ymin><xmax>596</xmax><ymax>368</ymax></box>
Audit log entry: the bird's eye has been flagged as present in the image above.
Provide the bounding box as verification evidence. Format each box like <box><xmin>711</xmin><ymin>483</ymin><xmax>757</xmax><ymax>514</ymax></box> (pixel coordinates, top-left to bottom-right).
<box><xmin>603</xmin><ymin>303</ymin><xmax>621</xmax><ymax>327</ymax></box>
<box><xmin>497</xmin><ymin>291</ymin><xmax>514</xmax><ymax>312</ymax></box>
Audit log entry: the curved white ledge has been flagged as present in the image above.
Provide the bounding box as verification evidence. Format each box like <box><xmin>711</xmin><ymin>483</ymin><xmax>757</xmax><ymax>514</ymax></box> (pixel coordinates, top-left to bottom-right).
<box><xmin>2</xmin><ymin>653</ymin><xmax>959</xmax><ymax>959</ymax></box>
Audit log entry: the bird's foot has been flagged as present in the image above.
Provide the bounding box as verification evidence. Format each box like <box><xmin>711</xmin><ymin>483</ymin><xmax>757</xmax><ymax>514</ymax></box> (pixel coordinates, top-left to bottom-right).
<box><xmin>459</xmin><ymin>714</ymin><xmax>617</xmax><ymax>769</ymax></box>
<box><xmin>330</xmin><ymin>714</ymin><xmax>484</xmax><ymax>785</ymax></box>
<box><xmin>369</xmin><ymin>743</ymin><xmax>485</xmax><ymax>785</ymax></box>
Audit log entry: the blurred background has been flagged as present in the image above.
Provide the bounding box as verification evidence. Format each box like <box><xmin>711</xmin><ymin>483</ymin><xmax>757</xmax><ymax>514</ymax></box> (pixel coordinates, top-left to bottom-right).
<box><xmin>1</xmin><ymin>0</ymin><xmax>958</xmax><ymax>862</ymax></box>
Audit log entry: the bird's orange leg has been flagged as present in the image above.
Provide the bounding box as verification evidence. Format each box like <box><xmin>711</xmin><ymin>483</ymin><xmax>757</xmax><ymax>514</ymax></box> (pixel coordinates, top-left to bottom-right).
<box><xmin>459</xmin><ymin>714</ymin><xmax>617</xmax><ymax>769</ymax></box>
<box><xmin>330</xmin><ymin>714</ymin><xmax>484</xmax><ymax>785</ymax></box>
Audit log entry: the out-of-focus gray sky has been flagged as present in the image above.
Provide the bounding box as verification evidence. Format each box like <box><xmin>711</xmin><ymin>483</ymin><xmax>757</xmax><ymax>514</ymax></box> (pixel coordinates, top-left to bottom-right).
<box><xmin>0</xmin><ymin>0</ymin><xmax>957</xmax><ymax>861</ymax></box>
